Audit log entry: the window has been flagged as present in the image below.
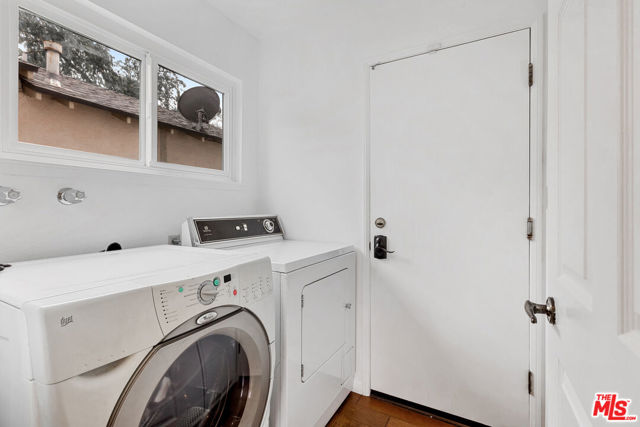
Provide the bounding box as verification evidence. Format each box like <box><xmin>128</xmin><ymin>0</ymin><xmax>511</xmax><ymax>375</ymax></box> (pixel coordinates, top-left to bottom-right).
<box><xmin>18</xmin><ymin>9</ymin><xmax>142</xmax><ymax>160</ymax></box>
<box><xmin>156</xmin><ymin>66</ymin><xmax>224</xmax><ymax>171</ymax></box>
<box><xmin>4</xmin><ymin>4</ymin><xmax>241</xmax><ymax>182</ymax></box>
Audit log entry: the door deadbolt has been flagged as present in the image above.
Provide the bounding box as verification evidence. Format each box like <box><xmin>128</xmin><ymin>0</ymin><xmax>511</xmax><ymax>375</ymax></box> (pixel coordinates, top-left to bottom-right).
<box><xmin>524</xmin><ymin>297</ymin><xmax>556</xmax><ymax>325</ymax></box>
<box><xmin>375</xmin><ymin>217</ymin><xmax>386</xmax><ymax>228</ymax></box>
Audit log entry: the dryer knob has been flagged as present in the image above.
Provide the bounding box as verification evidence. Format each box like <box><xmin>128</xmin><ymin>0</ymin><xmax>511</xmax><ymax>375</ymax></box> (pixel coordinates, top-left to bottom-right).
<box><xmin>263</xmin><ymin>219</ymin><xmax>275</xmax><ymax>233</ymax></box>
<box><xmin>198</xmin><ymin>280</ymin><xmax>217</xmax><ymax>305</ymax></box>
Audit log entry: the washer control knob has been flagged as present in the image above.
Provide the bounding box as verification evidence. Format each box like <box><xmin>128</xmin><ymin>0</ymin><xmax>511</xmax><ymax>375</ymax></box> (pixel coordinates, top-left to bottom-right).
<box><xmin>263</xmin><ymin>219</ymin><xmax>275</xmax><ymax>233</ymax></box>
<box><xmin>198</xmin><ymin>280</ymin><xmax>217</xmax><ymax>305</ymax></box>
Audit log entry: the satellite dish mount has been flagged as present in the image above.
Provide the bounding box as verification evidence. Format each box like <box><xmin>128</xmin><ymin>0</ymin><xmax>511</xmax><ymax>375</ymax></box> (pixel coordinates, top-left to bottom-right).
<box><xmin>177</xmin><ymin>86</ymin><xmax>221</xmax><ymax>132</ymax></box>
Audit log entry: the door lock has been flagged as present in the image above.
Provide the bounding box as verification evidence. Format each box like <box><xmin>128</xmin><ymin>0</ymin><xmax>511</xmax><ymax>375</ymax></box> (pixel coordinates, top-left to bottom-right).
<box><xmin>524</xmin><ymin>297</ymin><xmax>556</xmax><ymax>325</ymax></box>
<box><xmin>374</xmin><ymin>217</ymin><xmax>386</xmax><ymax>228</ymax></box>
<box><xmin>373</xmin><ymin>235</ymin><xmax>395</xmax><ymax>259</ymax></box>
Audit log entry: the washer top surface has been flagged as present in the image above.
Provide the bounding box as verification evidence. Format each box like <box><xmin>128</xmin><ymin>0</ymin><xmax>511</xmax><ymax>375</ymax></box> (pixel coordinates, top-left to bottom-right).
<box><xmin>0</xmin><ymin>245</ymin><xmax>266</xmax><ymax>307</ymax></box>
<box><xmin>223</xmin><ymin>240</ymin><xmax>354</xmax><ymax>273</ymax></box>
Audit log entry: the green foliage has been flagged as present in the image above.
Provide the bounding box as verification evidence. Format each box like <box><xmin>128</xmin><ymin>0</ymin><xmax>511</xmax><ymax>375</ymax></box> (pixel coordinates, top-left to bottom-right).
<box><xmin>116</xmin><ymin>57</ymin><xmax>141</xmax><ymax>99</ymax></box>
<box><xmin>19</xmin><ymin>10</ymin><xmax>139</xmax><ymax>97</ymax></box>
<box><xmin>157</xmin><ymin>66</ymin><xmax>186</xmax><ymax>110</ymax></box>
<box><xmin>18</xmin><ymin>9</ymin><xmax>186</xmax><ymax>109</ymax></box>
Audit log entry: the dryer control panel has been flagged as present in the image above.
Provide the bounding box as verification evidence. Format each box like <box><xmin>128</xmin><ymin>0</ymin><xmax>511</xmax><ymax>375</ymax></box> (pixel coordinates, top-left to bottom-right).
<box><xmin>182</xmin><ymin>216</ymin><xmax>283</xmax><ymax>248</ymax></box>
<box><xmin>151</xmin><ymin>257</ymin><xmax>273</xmax><ymax>336</ymax></box>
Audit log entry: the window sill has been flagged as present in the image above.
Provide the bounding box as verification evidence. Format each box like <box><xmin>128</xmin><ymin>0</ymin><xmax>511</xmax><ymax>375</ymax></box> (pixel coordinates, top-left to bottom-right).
<box><xmin>0</xmin><ymin>147</ymin><xmax>242</xmax><ymax>186</ymax></box>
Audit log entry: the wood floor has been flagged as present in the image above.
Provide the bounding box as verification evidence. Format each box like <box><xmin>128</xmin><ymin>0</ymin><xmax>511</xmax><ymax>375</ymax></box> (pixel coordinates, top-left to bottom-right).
<box><xmin>327</xmin><ymin>393</ymin><xmax>461</xmax><ymax>427</ymax></box>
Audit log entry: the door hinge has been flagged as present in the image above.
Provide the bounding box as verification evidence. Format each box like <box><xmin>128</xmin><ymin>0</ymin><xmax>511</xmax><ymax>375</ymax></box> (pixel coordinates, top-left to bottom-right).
<box><xmin>527</xmin><ymin>217</ymin><xmax>534</xmax><ymax>240</ymax></box>
<box><xmin>301</xmin><ymin>294</ymin><xmax>304</xmax><ymax>308</ymax></box>
<box><xmin>301</xmin><ymin>364</ymin><xmax>304</xmax><ymax>377</ymax></box>
<box><xmin>528</xmin><ymin>63</ymin><xmax>533</xmax><ymax>87</ymax></box>
<box><xmin>528</xmin><ymin>370</ymin><xmax>534</xmax><ymax>395</ymax></box>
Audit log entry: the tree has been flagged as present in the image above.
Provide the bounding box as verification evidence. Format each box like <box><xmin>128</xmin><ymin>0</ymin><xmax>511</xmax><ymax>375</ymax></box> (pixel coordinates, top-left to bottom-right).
<box><xmin>19</xmin><ymin>10</ymin><xmax>140</xmax><ymax>98</ymax></box>
<box><xmin>18</xmin><ymin>9</ymin><xmax>219</xmax><ymax>124</ymax></box>
<box><xmin>114</xmin><ymin>56</ymin><xmax>141</xmax><ymax>99</ymax></box>
<box><xmin>157</xmin><ymin>66</ymin><xmax>186</xmax><ymax>110</ymax></box>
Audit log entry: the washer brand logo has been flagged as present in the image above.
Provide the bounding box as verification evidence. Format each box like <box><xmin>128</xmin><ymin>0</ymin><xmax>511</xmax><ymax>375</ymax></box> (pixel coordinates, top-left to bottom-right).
<box><xmin>592</xmin><ymin>393</ymin><xmax>638</xmax><ymax>422</ymax></box>
<box><xmin>60</xmin><ymin>315</ymin><xmax>73</xmax><ymax>327</ymax></box>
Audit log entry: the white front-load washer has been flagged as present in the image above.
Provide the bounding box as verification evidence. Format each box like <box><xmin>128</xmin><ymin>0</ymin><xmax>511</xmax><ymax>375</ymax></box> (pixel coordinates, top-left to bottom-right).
<box><xmin>181</xmin><ymin>216</ymin><xmax>356</xmax><ymax>427</ymax></box>
<box><xmin>0</xmin><ymin>245</ymin><xmax>275</xmax><ymax>427</ymax></box>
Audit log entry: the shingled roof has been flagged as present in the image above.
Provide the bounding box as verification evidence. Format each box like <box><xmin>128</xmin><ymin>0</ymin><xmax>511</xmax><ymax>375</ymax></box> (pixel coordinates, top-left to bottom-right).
<box><xmin>18</xmin><ymin>61</ymin><xmax>222</xmax><ymax>142</ymax></box>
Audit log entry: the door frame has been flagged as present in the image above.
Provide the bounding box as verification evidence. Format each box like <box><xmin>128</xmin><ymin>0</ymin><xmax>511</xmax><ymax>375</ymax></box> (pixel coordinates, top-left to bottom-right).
<box><xmin>358</xmin><ymin>17</ymin><xmax>546</xmax><ymax>427</ymax></box>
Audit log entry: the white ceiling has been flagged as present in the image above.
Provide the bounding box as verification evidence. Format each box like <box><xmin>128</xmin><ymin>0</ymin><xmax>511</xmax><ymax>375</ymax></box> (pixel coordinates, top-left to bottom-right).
<box><xmin>206</xmin><ymin>0</ymin><xmax>542</xmax><ymax>39</ymax></box>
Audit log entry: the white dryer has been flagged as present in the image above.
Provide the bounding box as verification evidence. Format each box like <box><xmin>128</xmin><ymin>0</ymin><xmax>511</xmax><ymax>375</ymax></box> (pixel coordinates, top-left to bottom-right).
<box><xmin>181</xmin><ymin>216</ymin><xmax>356</xmax><ymax>427</ymax></box>
<box><xmin>0</xmin><ymin>245</ymin><xmax>275</xmax><ymax>427</ymax></box>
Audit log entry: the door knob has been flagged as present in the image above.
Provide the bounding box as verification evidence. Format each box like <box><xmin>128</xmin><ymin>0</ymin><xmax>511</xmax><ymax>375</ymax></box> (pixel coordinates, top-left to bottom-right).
<box><xmin>524</xmin><ymin>297</ymin><xmax>556</xmax><ymax>325</ymax></box>
<box><xmin>373</xmin><ymin>235</ymin><xmax>395</xmax><ymax>259</ymax></box>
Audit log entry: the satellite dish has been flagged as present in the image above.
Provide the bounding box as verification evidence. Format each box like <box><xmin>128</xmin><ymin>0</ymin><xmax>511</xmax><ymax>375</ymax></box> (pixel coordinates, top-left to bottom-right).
<box><xmin>177</xmin><ymin>86</ymin><xmax>221</xmax><ymax>131</ymax></box>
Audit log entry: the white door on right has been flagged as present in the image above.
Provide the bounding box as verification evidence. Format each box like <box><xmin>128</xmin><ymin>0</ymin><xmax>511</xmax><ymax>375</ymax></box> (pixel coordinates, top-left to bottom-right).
<box><xmin>370</xmin><ymin>29</ymin><xmax>531</xmax><ymax>427</ymax></box>
<box><xmin>546</xmin><ymin>0</ymin><xmax>640</xmax><ymax>426</ymax></box>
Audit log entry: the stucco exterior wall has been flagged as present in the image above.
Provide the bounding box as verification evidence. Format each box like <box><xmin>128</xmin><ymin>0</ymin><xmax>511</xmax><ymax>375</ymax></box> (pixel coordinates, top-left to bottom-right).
<box><xmin>19</xmin><ymin>86</ymin><xmax>139</xmax><ymax>159</ymax></box>
<box><xmin>158</xmin><ymin>125</ymin><xmax>222</xmax><ymax>170</ymax></box>
<box><xmin>18</xmin><ymin>86</ymin><xmax>223</xmax><ymax>170</ymax></box>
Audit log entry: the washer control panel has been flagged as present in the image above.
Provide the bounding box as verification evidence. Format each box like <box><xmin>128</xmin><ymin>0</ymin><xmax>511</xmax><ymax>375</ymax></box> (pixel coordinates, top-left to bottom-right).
<box><xmin>238</xmin><ymin>274</ymin><xmax>273</xmax><ymax>305</ymax></box>
<box><xmin>151</xmin><ymin>257</ymin><xmax>273</xmax><ymax>335</ymax></box>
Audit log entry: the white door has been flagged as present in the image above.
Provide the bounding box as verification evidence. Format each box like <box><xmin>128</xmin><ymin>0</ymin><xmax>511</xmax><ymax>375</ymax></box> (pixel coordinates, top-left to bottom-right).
<box><xmin>370</xmin><ymin>30</ymin><xmax>531</xmax><ymax>426</ymax></box>
<box><xmin>546</xmin><ymin>0</ymin><xmax>640</xmax><ymax>425</ymax></box>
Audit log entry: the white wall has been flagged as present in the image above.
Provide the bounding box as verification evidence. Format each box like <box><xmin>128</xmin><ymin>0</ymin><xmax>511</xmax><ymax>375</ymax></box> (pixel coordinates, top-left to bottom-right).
<box><xmin>253</xmin><ymin>0</ymin><xmax>544</xmax><ymax>393</ymax></box>
<box><xmin>0</xmin><ymin>0</ymin><xmax>261</xmax><ymax>262</ymax></box>
<box><xmin>257</xmin><ymin>0</ymin><xmax>543</xmax><ymax>243</ymax></box>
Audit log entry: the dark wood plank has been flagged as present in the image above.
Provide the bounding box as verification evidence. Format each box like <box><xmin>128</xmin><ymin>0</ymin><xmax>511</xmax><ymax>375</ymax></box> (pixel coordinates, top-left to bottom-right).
<box><xmin>387</xmin><ymin>418</ymin><xmax>422</xmax><ymax>427</ymax></box>
<box><xmin>344</xmin><ymin>392</ymin><xmax>362</xmax><ymax>407</ymax></box>
<box><xmin>329</xmin><ymin>393</ymin><xmax>459</xmax><ymax>427</ymax></box>
<box><xmin>386</xmin><ymin>416</ymin><xmax>452</xmax><ymax>427</ymax></box>
<box><xmin>327</xmin><ymin>413</ymin><xmax>369</xmax><ymax>427</ymax></box>
<box><xmin>356</xmin><ymin>395</ymin><xmax>452</xmax><ymax>426</ymax></box>
<box><xmin>334</xmin><ymin>403</ymin><xmax>390</xmax><ymax>427</ymax></box>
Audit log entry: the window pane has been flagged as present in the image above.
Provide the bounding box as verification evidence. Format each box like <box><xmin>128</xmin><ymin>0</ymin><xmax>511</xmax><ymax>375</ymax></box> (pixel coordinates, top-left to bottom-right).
<box><xmin>157</xmin><ymin>66</ymin><xmax>223</xmax><ymax>171</ymax></box>
<box><xmin>18</xmin><ymin>9</ymin><xmax>141</xmax><ymax>159</ymax></box>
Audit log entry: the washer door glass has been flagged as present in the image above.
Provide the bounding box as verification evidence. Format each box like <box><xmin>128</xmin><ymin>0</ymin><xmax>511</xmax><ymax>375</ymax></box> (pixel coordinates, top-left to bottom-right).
<box><xmin>109</xmin><ymin>309</ymin><xmax>270</xmax><ymax>427</ymax></box>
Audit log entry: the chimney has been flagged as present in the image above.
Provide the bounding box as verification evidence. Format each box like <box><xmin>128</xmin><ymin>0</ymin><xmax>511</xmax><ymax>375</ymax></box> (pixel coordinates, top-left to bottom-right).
<box><xmin>43</xmin><ymin>41</ymin><xmax>62</xmax><ymax>75</ymax></box>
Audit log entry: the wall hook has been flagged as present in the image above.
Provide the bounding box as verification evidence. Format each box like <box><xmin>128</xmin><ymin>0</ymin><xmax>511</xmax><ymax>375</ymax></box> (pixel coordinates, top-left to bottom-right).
<box><xmin>58</xmin><ymin>188</ymin><xmax>86</xmax><ymax>205</ymax></box>
<box><xmin>0</xmin><ymin>187</ymin><xmax>22</xmax><ymax>206</ymax></box>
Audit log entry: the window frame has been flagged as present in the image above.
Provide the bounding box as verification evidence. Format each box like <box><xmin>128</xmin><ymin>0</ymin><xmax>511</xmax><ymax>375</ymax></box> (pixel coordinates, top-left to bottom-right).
<box><xmin>0</xmin><ymin>0</ymin><xmax>242</xmax><ymax>183</ymax></box>
<box><xmin>149</xmin><ymin>54</ymin><xmax>236</xmax><ymax>179</ymax></box>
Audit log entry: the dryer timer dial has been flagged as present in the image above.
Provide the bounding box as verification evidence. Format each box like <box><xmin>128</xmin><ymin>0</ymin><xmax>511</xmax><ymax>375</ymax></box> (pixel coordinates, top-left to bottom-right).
<box><xmin>263</xmin><ymin>219</ymin><xmax>275</xmax><ymax>233</ymax></box>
